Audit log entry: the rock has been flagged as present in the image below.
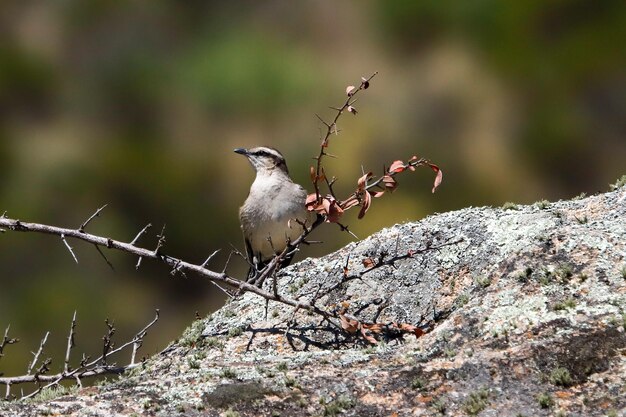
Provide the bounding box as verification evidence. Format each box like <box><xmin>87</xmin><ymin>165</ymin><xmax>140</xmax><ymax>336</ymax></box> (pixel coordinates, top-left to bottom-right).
<box><xmin>2</xmin><ymin>187</ymin><xmax>625</xmax><ymax>416</ymax></box>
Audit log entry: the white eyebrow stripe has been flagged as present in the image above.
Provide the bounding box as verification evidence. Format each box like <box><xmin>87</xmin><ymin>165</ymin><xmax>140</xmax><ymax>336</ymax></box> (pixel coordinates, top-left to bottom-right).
<box><xmin>251</xmin><ymin>147</ymin><xmax>284</xmax><ymax>160</ymax></box>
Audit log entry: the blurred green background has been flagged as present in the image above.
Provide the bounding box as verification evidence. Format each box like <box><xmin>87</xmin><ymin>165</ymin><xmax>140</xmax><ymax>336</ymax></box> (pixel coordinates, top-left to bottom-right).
<box><xmin>1</xmin><ymin>1</ymin><xmax>625</xmax><ymax>379</ymax></box>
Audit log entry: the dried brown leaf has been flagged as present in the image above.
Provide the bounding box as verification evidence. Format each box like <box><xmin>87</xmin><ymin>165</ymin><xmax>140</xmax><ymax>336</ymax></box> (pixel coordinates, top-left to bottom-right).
<box><xmin>305</xmin><ymin>193</ymin><xmax>318</xmax><ymax>210</ymax></box>
<box><xmin>389</xmin><ymin>160</ymin><xmax>405</xmax><ymax>173</ymax></box>
<box><xmin>362</xmin><ymin>322</ymin><xmax>384</xmax><ymax>333</ymax></box>
<box><xmin>382</xmin><ymin>175</ymin><xmax>398</xmax><ymax>192</ymax></box>
<box><xmin>358</xmin><ymin>190</ymin><xmax>372</xmax><ymax>219</ymax></box>
<box><xmin>360</xmin><ymin>327</ymin><xmax>378</xmax><ymax>344</ymax></box>
<box><xmin>341</xmin><ymin>196</ymin><xmax>360</xmax><ymax>210</ymax></box>
<box><xmin>340</xmin><ymin>314</ymin><xmax>358</xmax><ymax>334</ymax></box>
<box><xmin>398</xmin><ymin>322</ymin><xmax>425</xmax><ymax>338</ymax></box>
<box><xmin>323</xmin><ymin>197</ymin><xmax>344</xmax><ymax>223</ymax></box>
<box><xmin>362</xmin><ymin>257</ymin><xmax>375</xmax><ymax>268</ymax></box>
<box><xmin>357</xmin><ymin>172</ymin><xmax>373</xmax><ymax>191</ymax></box>
<box><xmin>429</xmin><ymin>164</ymin><xmax>443</xmax><ymax>193</ymax></box>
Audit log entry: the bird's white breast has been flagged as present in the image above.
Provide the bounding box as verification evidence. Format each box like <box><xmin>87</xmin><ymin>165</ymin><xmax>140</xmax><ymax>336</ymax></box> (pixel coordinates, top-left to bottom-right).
<box><xmin>240</xmin><ymin>174</ymin><xmax>310</xmax><ymax>260</ymax></box>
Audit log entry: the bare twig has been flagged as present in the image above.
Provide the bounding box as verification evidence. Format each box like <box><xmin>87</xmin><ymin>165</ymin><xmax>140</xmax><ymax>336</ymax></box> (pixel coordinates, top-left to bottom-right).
<box><xmin>154</xmin><ymin>224</ymin><xmax>166</xmax><ymax>254</ymax></box>
<box><xmin>27</xmin><ymin>332</ymin><xmax>50</xmax><ymax>375</ymax></box>
<box><xmin>131</xmin><ymin>310</ymin><xmax>159</xmax><ymax>365</ymax></box>
<box><xmin>0</xmin><ymin>326</ymin><xmax>19</xmax><ymax>359</ymax></box>
<box><xmin>79</xmin><ymin>204</ymin><xmax>107</xmax><ymax>232</ymax></box>
<box><xmin>92</xmin><ymin>311</ymin><xmax>159</xmax><ymax>370</ymax></box>
<box><xmin>64</xmin><ymin>311</ymin><xmax>77</xmax><ymax>373</ymax></box>
<box><xmin>102</xmin><ymin>319</ymin><xmax>115</xmax><ymax>366</ymax></box>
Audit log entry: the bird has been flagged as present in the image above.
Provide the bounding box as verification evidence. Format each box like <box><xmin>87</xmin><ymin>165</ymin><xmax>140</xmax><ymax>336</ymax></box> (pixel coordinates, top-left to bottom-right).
<box><xmin>235</xmin><ymin>146</ymin><xmax>311</xmax><ymax>283</ymax></box>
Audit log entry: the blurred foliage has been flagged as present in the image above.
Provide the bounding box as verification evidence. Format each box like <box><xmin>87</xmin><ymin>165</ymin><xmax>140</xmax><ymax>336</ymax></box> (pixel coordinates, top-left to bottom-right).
<box><xmin>1</xmin><ymin>1</ymin><xmax>624</xmax><ymax>380</ymax></box>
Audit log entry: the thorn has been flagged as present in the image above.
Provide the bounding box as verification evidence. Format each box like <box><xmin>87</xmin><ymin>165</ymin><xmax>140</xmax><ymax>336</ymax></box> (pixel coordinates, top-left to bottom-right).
<box><xmin>222</xmin><ymin>250</ymin><xmax>236</xmax><ymax>275</ymax></box>
<box><xmin>300</xmin><ymin>239</ymin><xmax>323</xmax><ymax>245</ymax></box>
<box><xmin>130</xmin><ymin>224</ymin><xmax>152</xmax><ymax>246</ymax></box>
<box><xmin>210</xmin><ymin>281</ymin><xmax>236</xmax><ymax>298</ymax></box>
<box><xmin>337</xmin><ymin>223</ymin><xmax>358</xmax><ymax>240</ymax></box>
<box><xmin>154</xmin><ymin>224</ymin><xmax>166</xmax><ymax>254</ymax></box>
<box><xmin>61</xmin><ymin>234</ymin><xmax>79</xmax><ymax>264</ymax></box>
<box><xmin>201</xmin><ymin>249</ymin><xmax>221</xmax><ymax>269</ymax></box>
<box><xmin>94</xmin><ymin>244</ymin><xmax>114</xmax><ymax>271</ymax></box>
<box><xmin>315</xmin><ymin>114</ymin><xmax>330</xmax><ymax>127</ymax></box>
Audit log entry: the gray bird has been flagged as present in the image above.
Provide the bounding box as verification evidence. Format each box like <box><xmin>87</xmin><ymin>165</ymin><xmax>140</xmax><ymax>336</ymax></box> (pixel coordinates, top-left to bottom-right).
<box><xmin>235</xmin><ymin>146</ymin><xmax>311</xmax><ymax>282</ymax></box>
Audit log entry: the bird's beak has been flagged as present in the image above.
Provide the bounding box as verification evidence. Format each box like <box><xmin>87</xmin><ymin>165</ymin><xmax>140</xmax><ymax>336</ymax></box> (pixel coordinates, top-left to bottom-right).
<box><xmin>234</xmin><ymin>148</ymin><xmax>248</xmax><ymax>155</ymax></box>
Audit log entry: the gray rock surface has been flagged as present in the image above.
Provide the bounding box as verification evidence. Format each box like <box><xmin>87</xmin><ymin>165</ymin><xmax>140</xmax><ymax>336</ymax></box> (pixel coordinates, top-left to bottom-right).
<box><xmin>2</xmin><ymin>186</ymin><xmax>625</xmax><ymax>416</ymax></box>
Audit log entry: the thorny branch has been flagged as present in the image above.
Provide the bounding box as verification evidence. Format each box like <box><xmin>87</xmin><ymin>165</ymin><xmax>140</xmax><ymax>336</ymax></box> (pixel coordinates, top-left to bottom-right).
<box><xmin>0</xmin><ymin>215</ymin><xmax>333</xmax><ymax>321</ymax></box>
<box><xmin>305</xmin><ymin>73</ymin><xmax>442</xmax><ymax>229</ymax></box>
<box><xmin>312</xmin><ymin>72</ymin><xmax>378</xmax><ymax>201</ymax></box>
<box><xmin>0</xmin><ymin>311</ymin><xmax>159</xmax><ymax>400</ymax></box>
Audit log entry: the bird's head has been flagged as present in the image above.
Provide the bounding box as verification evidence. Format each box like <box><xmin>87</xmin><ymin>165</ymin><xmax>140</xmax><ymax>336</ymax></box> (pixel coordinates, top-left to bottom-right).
<box><xmin>234</xmin><ymin>146</ymin><xmax>289</xmax><ymax>175</ymax></box>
